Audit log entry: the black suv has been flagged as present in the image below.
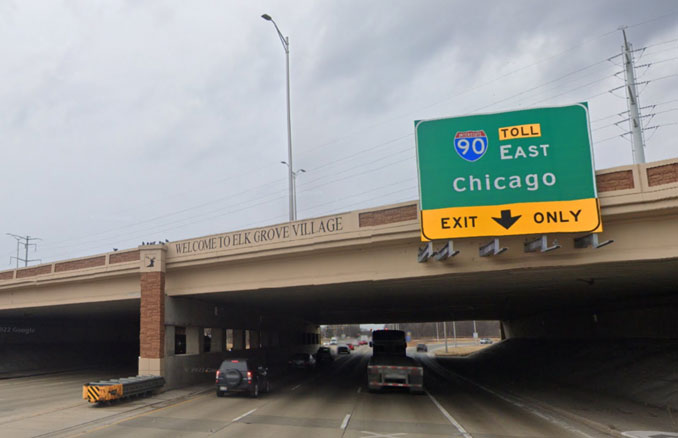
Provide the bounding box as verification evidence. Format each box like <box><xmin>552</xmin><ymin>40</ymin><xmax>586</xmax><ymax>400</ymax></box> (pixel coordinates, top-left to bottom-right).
<box><xmin>216</xmin><ymin>358</ymin><xmax>270</xmax><ymax>397</ymax></box>
<box><xmin>315</xmin><ymin>346</ymin><xmax>333</xmax><ymax>363</ymax></box>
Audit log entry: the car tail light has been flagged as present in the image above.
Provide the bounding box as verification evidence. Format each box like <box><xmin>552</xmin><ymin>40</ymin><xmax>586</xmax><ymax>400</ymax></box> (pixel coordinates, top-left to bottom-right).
<box><xmin>215</xmin><ymin>370</ymin><xmax>221</xmax><ymax>383</ymax></box>
<box><xmin>247</xmin><ymin>370</ymin><xmax>252</xmax><ymax>383</ymax></box>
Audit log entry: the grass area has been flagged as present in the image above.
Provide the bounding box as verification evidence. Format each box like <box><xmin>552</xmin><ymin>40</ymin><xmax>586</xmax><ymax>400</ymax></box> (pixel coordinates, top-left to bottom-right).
<box><xmin>433</xmin><ymin>345</ymin><xmax>490</xmax><ymax>357</ymax></box>
<box><xmin>408</xmin><ymin>337</ymin><xmax>477</xmax><ymax>346</ymax></box>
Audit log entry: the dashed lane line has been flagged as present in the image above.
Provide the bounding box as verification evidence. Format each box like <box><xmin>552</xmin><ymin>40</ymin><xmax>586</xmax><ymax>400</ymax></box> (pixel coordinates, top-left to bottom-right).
<box><xmin>58</xmin><ymin>391</ymin><xmax>213</xmax><ymax>438</ymax></box>
<box><xmin>232</xmin><ymin>408</ymin><xmax>257</xmax><ymax>423</ymax></box>
<box><xmin>340</xmin><ymin>414</ymin><xmax>351</xmax><ymax>430</ymax></box>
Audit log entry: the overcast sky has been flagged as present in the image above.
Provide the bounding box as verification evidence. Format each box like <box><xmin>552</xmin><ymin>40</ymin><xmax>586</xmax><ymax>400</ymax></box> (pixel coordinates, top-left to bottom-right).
<box><xmin>1</xmin><ymin>0</ymin><xmax>677</xmax><ymax>266</ymax></box>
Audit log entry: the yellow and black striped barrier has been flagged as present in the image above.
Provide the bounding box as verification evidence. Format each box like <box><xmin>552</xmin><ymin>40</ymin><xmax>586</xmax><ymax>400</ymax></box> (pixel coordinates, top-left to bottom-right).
<box><xmin>83</xmin><ymin>376</ymin><xmax>164</xmax><ymax>404</ymax></box>
<box><xmin>83</xmin><ymin>383</ymin><xmax>123</xmax><ymax>403</ymax></box>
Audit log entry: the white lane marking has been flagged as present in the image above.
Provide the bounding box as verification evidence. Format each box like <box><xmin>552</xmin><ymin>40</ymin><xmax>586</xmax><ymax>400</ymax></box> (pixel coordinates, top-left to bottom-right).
<box><xmin>360</xmin><ymin>432</ymin><xmax>407</xmax><ymax>437</ymax></box>
<box><xmin>423</xmin><ymin>358</ymin><xmax>595</xmax><ymax>438</ymax></box>
<box><xmin>457</xmin><ymin>376</ymin><xmax>593</xmax><ymax>438</ymax></box>
<box><xmin>622</xmin><ymin>432</ymin><xmax>678</xmax><ymax>438</ymax></box>
<box><xmin>425</xmin><ymin>390</ymin><xmax>472</xmax><ymax>438</ymax></box>
<box><xmin>291</xmin><ymin>384</ymin><xmax>301</xmax><ymax>391</ymax></box>
<box><xmin>232</xmin><ymin>408</ymin><xmax>257</xmax><ymax>423</ymax></box>
<box><xmin>340</xmin><ymin>413</ymin><xmax>351</xmax><ymax>430</ymax></box>
<box><xmin>357</xmin><ymin>387</ymin><xmax>362</xmax><ymax>393</ymax></box>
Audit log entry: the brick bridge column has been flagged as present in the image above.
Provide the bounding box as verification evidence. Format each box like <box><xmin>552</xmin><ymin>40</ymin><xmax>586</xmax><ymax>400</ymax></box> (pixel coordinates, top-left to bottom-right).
<box><xmin>138</xmin><ymin>244</ymin><xmax>167</xmax><ymax>377</ymax></box>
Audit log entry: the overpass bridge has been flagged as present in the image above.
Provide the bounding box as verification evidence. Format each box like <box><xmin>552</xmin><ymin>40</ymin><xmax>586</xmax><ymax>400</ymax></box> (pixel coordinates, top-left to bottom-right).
<box><xmin>1</xmin><ymin>158</ymin><xmax>677</xmax><ymax>387</ymax></box>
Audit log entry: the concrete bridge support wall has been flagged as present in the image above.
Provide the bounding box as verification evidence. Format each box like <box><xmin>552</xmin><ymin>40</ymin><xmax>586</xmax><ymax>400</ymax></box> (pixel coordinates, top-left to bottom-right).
<box><xmin>502</xmin><ymin>296</ymin><xmax>678</xmax><ymax>339</ymax></box>
<box><xmin>160</xmin><ymin>316</ymin><xmax>319</xmax><ymax>388</ymax></box>
<box><xmin>0</xmin><ymin>313</ymin><xmax>139</xmax><ymax>376</ymax></box>
<box><xmin>138</xmin><ymin>245</ymin><xmax>167</xmax><ymax>378</ymax></box>
<box><xmin>137</xmin><ymin>246</ymin><xmax>320</xmax><ymax>388</ymax></box>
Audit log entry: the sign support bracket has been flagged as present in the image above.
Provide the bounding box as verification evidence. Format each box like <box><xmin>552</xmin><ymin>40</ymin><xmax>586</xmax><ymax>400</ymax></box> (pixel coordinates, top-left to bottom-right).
<box><xmin>434</xmin><ymin>240</ymin><xmax>459</xmax><ymax>261</ymax></box>
<box><xmin>574</xmin><ymin>233</ymin><xmax>614</xmax><ymax>249</ymax></box>
<box><xmin>418</xmin><ymin>241</ymin><xmax>460</xmax><ymax>262</ymax></box>
<box><xmin>417</xmin><ymin>242</ymin><xmax>433</xmax><ymax>263</ymax></box>
<box><xmin>524</xmin><ymin>235</ymin><xmax>561</xmax><ymax>253</ymax></box>
<box><xmin>479</xmin><ymin>238</ymin><xmax>507</xmax><ymax>257</ymax></box>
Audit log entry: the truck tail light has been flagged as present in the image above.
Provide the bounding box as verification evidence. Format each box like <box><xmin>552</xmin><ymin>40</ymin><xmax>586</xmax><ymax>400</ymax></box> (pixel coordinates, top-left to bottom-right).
<box><xmin>247</xmin><ymin>371</ymin><xmax>252</xmax><ymax>382</ymax></box>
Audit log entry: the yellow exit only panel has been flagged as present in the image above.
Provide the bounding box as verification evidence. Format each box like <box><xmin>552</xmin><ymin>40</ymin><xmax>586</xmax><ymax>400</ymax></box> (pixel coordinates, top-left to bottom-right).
<box><xmin>420</xmin><ymin>198</ymin><xmax>601</xmax><ymax>240</ymax></box>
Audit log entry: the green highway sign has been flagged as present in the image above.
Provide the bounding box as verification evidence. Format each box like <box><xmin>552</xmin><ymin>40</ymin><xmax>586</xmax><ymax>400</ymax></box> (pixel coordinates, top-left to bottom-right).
<box><xmin>415</xmin><ymin>103</ymin><xmax>601</xmax><ymax>240</ymax></box>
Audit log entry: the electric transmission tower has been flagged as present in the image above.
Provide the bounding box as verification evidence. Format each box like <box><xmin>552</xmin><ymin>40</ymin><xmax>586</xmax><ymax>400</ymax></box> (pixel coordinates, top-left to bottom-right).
<box><xmin>619</xmin><ymin>26</ymin><xmax>646</xmax><ymax>164</ymax></box>
<box><xmin>6</xmin><ymin>234</ymin><xmax>41</xmax><ymax>268</ymax></box>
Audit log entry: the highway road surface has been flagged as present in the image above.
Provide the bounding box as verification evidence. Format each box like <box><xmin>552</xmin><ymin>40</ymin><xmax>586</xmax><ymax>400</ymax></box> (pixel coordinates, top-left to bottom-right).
<box><xmin>0</xmin><ymin>349</ymin><xmax>674</xmax><ymax>438</ymax></box>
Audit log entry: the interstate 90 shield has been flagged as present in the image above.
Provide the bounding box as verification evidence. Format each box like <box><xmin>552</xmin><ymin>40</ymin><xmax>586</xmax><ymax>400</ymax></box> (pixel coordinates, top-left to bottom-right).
<box><xmin>453</xmin><ymin>130</ymin><xmax>488</xmax><ymax>162</ymax></box>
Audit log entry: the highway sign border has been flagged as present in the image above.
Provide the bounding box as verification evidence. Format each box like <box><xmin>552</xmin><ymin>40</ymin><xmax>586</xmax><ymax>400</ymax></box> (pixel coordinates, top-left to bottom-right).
<box><xmin>415</xmin><ymin>103</ymin><xmax>600</xmax><ymax>241</ymax></box>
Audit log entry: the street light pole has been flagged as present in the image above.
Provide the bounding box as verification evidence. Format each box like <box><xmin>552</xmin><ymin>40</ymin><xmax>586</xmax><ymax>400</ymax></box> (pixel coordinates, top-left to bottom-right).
<box><xmin>262</xmin><ymin>13</ymin><xmax>295</xmax><ymax>221</ymax></box>
<box><xmin>292</xmin><ymin>167</ymin><xmax>305</xmax><ymax>217</ymax></box>
<box><xmin>281</xmin><ymin>161</ymin><xmax>305</xmax><ymax>216</ymax></box>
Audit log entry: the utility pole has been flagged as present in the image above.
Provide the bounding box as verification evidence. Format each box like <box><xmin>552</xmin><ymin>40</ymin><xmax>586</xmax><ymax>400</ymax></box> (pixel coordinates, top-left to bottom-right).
<box><xmin>6</xmin><ymin>234</ymin><xmax>41</xmax><ymax>268</ymax></box>
<box><xmin>452</xmin><ymin>321</ymin><xmax>457</xmax><ymax>348</ymax></box>
<box><xmin>620</xmin><ymin>26</ymin><xmax>646</xmax><ymax>164</ymax></box>
<box><xmin>443</xmin><ymin>321</ymin><xmax>448</xmax><ymax>353</ymax></box>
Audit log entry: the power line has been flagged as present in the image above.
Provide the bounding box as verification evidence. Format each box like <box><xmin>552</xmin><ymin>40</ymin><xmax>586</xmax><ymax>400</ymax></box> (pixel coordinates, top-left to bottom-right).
<box><xmin>8</xmin><ymin>12</ymin><xmax>678</xmax><ymax>263</ymax></box>
<box><xmin>279</xmin><ymin>13</ymin><xmax>642</xmax><ymax>161</ymax></box>
<box><xmin>595</xmin><ymin>132</ymin><xmax>631</xmax><ymax>145</ymax></box>
<box><xmin>644</xmin><ymin>73</ymin><xmax>678</xmax><ymax>83</ymax></box>
<box><xmin>41</xmin><ymin>152</ymin><xmax>419</xmax><ymax>260</ymax></box>
<box><xmin>627</xmin><ymin>8</ymin><xmax>678</xmax><ymax>30</ymax></box>
<box><xmin>303</xmin><ymin>182</ymin><xmax>418</xmax><ymax>217</ymax></box>
<box><xmin>38</xmin><ymin>135</ymin><xmax>415</xmax><ymax>256</ymax></box>
<box><xmin>528</xmin><ymin>73</ymin><xmax>616</xmax><ymax>105</ymax></box>
<box><xmin>591</xmin><ymin>112</ymin><xmax>623</xmax><ymax>124</ymax></box>
<box><xmin>642</xmin><ymin>37</ymin><xmax>678</xmax><ymax>50</ymax></box>
<box><xmin>40</xmin><ymin>133</ymin><xmax>414</xmax><ymax>253</ymax></box>
<box><xmin>469</xmin><ymin>58</ymin><xmax>611</xmax><ymax>113</ymax></box>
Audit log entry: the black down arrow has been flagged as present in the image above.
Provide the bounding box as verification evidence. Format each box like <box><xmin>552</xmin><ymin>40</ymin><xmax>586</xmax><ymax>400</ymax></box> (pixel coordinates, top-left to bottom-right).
<box><xmin>492</xmin><ymin>209</ymin><xmax>521</xmax><ymax>230</ymax></box>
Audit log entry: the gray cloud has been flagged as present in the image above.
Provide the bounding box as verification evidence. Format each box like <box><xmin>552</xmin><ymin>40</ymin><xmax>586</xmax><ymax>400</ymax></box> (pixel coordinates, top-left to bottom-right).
<box><xmin>1</xmin><ymin>0</ymin><xmax>676</xmax><ymax>264</ymax></box>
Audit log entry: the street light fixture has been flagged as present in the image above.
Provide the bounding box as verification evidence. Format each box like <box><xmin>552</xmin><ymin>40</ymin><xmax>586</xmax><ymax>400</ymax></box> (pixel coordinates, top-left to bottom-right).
<box><xmin>262</xmin><ymin>13</ymin><xmax>296</xmax><ymax>221</ymax></box>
